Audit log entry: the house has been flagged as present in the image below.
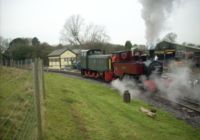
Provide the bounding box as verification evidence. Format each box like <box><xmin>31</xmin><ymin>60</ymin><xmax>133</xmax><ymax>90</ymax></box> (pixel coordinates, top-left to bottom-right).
<box><xmin>48</xmin><ymin>48</ymin><xmax>77</xmax><ymax>69</ymax></box>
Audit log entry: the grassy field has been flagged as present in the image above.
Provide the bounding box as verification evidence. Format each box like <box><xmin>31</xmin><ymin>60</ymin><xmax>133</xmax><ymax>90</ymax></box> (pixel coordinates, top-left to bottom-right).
<box><xmin>1</xmin><ymin>67</ymin><xmax>200</xmax><ymax>140</ymax></box>
<box><xmin>44</xmin><ymin>71</ymin><xmax>200</xmax><ymax>140</ymax></box>
<box><xmin>0</xmin><ymin>67</ymin><xmax>36</xmax><ymax>140</ymax></box>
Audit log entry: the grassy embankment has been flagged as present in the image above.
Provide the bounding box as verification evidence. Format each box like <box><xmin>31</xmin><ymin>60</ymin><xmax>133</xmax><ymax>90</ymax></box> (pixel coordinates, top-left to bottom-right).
<box><xmin>1</xmin><ymin>67</ymin><xmax>200</xmax><ymax>140</ymax></box>
<box><xmin>0</xmin><ymin>67</ymin><xmax>36</xmax><ymax>140</ymax></box>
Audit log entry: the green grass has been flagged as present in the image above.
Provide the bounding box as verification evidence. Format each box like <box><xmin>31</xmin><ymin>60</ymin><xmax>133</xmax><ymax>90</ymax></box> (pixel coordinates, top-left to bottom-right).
<box><xmin>1</xmin><ymin>67</ymin><xmax>200</xmax><ymax>140</ymax></box>
<box><xmin>45</xmin><ymin>72</ymin><xmax>200</xmax><ymax>140</ymax></box>
<box><xmin>0</xmin><ymin>67</ymin><xmax>36</xmax><ymax>140</ymax></box>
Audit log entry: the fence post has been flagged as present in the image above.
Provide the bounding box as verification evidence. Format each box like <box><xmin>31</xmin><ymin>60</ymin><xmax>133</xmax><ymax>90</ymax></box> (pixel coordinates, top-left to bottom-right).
<box><xmin>39</xmin><ymin>59</ymin><xmax>45</xmax><ymax>137</ymax></box>
<box><xmin>20</xmin><ymin>60</ymin><xmax>22</xmax><ymax>68</ymax></box>
<box><xmin>30</xmin><ymin>59</ymin><xmax>32</xmax><ymax>69</ymax></box>
<box><xmin>39</xmin><ymin>59</ymin><xmax>45</xmax><ymax>99</ymax></box>
<box><xmin>14</xmin><ymin>60</ymin><xmax>16</xmax><ymax>68</ymax></box>
<box><xmin>0</xmin><ymin>58</ymin><xmax>1</xmax><ymax>66</ymax></box>
<box><xmin>17</xmin><ymin>61</ymin><xmax>19</xmax><ymax>68</ymax></box>
<box><xmin>33</xmin><ymin>58</ymin><xmax>43</xmax><ymax>140</ymax></box>
<box><xmin>10</xmin><ymin>59</ymin><xmax>13</xmax><ymax>67</ymax></box>
<box><xmin>5</xmin><ymin>59</ymin><xmax>7</xmax><ymax>67</ymax></box>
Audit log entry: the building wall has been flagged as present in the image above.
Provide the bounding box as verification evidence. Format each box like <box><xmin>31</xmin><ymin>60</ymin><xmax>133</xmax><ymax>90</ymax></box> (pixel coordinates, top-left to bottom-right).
<box><xmin>48</xmin><ymin>56</ymin><xmax>60</xmax><ymax>69</ymax></box>
<box><xmin>60</xmin><ymin>50</ymin><xmax>76</xmax><ymax>69</ymax></box>
<box><xmin>48</xmin><ymin>50</ymin><xmax>77</xmax><ymax>69</ymax></box>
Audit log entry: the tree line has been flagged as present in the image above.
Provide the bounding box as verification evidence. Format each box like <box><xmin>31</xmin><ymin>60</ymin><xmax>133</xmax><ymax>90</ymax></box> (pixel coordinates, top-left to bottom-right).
<box><xmin>0</xmin><ymin>37</ymin><xmax>55</xmax><ymax>66</ymax></box>
<box><xmin>0</xmin><ymin>36</ymin><xmax>129</xmax><ymax>66</ymax></box>
<box><xmin>0</xmin><ymin>15</ymin><xmax>134</xmax><ymax>66</ymax></box>
<box><xmin>2</xmin><ymin>15</ymin><xmax>198</xmax><ymax>66</ymax></box>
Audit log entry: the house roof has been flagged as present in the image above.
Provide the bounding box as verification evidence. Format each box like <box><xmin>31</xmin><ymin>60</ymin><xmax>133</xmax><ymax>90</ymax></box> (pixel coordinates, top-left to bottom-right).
<box><xmin>71</xmin><ymin>49</ymin><xmax>82</xmax><ymax>54</ymax></box>
<box><xmin>156</xmin><ymin>41</ymin><xmax>200</xmax><ymax>51</ymax></box>
<box><xmin>48</xmin><ymin>48</ymin><xmax>77</xmax><ymax>57</ymax></box>
<box><xmin>184</xmin><ymin>45</ymin><xmax>200</xmax><ymax>51</ymax></box>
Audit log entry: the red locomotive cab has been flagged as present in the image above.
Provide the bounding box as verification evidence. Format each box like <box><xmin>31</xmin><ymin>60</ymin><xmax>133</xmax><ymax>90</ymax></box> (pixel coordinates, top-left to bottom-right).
<box><xmin>132</xmin><ymin>49</ymin><xmax>142</xmax><ymax>61</ymax></box>
<box><xmin>112</xmin><ymin>53</ymin><xmax>121</xmax><ymax>63</ymax></box>
<box><xmin>112</xmin><ymin>51</ymin><xmax>131</xmax><ymax>63</ymax></box>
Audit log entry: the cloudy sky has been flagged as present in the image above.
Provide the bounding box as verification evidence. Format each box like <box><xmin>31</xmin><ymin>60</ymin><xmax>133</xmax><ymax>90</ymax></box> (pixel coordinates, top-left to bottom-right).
<box><xmin>0</xmin><ymin>0</ymin><xmax>200</xmax><ymax>45</ymax></box>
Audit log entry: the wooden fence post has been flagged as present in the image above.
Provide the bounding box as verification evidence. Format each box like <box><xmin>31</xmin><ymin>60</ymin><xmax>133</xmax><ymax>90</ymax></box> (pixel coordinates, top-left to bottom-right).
<box><xmin>11</xmin><ymin>59</ymin><xmax>13</xmax><ymax>67</ymax></box>
<box><xmin>33</xmin><ymin>58</ymin><xmax>43</xmax><ymax>140</ymax></box>
<box><xmin>17</xmin><ymin>61</ymin><xmax>19</xmax><ymax>68</ymax></box>
<box><xmin>39</xmin><ymin>59</ymin><xmax>45</xmax><ymax>99</ymax></box>
<box><xmin>39</xmin><ymin>59</ymin><xmax>45</xmax><ymax>137</ymax></box>
<box><xmin>14</xmin><ymin>60</ymin><xmax>16</xmax><ymax>68</ymax></box>
<box><xmin>21</xmin><ymin>60</ymin><xmax>23</xmax><ymax>68</ymax></box>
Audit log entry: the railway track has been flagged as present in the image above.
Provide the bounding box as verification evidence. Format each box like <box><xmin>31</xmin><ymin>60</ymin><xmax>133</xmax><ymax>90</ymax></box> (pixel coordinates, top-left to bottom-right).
<box><xmin>46</xmin><ymin>69</ymin><xmax>81</xmax><ymax>76</ymax></box>
<box><xmin>177</xmin><ymin>98</ymin><xmax>200</xmax><ymax>114</ymax></box>
<box><xmin>141</xmin><ymin>93</ymin><xmax>200</xmax><ymax>127</ymax></box>
<box><xmin>152</xmin><ymin>94</ymin><xmax>200</xmax><ymax>116</ymax></box>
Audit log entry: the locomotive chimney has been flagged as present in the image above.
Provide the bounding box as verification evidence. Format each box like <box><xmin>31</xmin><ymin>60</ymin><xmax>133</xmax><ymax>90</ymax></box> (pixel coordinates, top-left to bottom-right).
<box><xmin>149</xmin><ymin>49</ymin><xmax>155</xmax><ymax>59</ymax></box>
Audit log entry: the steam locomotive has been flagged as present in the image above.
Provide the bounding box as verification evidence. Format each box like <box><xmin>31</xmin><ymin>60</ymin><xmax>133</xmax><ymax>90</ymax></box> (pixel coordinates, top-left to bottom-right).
<box><xmin>80</xmin><ymin>49</ymin><xmax>163</xmax><ymax>82</ymax></box>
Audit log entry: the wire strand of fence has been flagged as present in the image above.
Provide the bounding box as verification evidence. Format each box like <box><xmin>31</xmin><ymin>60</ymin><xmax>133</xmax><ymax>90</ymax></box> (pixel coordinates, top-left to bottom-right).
<box><xmin>28</xmin><ymin>126</ymin><xmax>37</xmax><ymax>140</ymax></box>
<box><xmin>0</xmin><ymin>97</ymin><xmax>35</xmax><ymax>132</ymax></box>
<box><xmin>17</xmin><ymin>96</ymin><xmax>36</xmax><ymax>140</ymax></box>
<box><xmin>0</xmin><ymin>69</ymin><xmax>30</xmax><ymax>89</ymax></box>
<box><xmin>1</xmin><ymin>103</ymin><xmax>33</xmax><ymax>140</ymax></box>
<box><xmin>0</xmin><ymin>101</ymin><xmax>21</xmax><ymax>127</ymax></box>
<box><xmin>0</xmin><ymin>87</ymin><xmax>32</xmax><ymax>107</ymax></box>
<box><xmin>1</xmin><ymin>59</ymin><xmax>44</xmax><ymax>140</ymax></box>
<box><xmin>0</xmin><ymin>83</ymin><xmax>35</xmax><ymax>140</ymax></box>
<box><xmin>12</xmin><ymin>104</ymin><xmax>35</xmax><ymax>140</ymax></box>
<box><xmin>22</xmin><ymin>122</ymin><xmax>37</xmax><ymax>140</ymax></box>
<box><xmin>16</xmin><ymin>108</ymin><xmax>35</xmax><ymax>140</ymax></box>
<box><xmin>0</xmin><ymin>74</ymin><xmax>33</xmax><ymax>106</ymax></box>
<box><xmin>20</xmin><ymin>113</ymin><xmax>37</xmax><ymax>140</ymax></box>
<box><xmin>0</xmin><ymin>75</ymin><xmax>23</xmax><ymax>89</ymax></box>
<box><xmin>0</xmin><ymin>96</ymin><xmax>34</xmax><ymax>127</ymax></box>
<box><xmin>0</xmin><ymin>59</ymin><xmax>33</xmax><ymax>71</ymax></box>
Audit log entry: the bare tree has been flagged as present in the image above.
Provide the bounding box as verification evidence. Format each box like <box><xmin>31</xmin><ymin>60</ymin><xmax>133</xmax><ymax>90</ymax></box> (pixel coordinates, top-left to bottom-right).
<box><xmin>60</xmin><ymin>15</ymin><xmax>84</xmax><ymax>45</ymax></box>
<box><xmin>60</xmin><ymin>15</ymin><xmax>110</xmax><ymax>45</ymax></box>
<box><xmin>162</xmin><ymin>32</ymin><xmax>177</xmax><ymax>43</ymax></box>
<box><xmin>84</xmin><ymin>23</ymin><xmax>110</xmax><ymax>43</ymax></box>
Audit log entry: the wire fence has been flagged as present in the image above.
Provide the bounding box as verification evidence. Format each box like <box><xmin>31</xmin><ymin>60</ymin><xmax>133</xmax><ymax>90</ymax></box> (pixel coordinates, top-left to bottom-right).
<box><xmin>0</xmin><ymin>58</ymin><xmax>45</xmax><ymax>140</ymax></box>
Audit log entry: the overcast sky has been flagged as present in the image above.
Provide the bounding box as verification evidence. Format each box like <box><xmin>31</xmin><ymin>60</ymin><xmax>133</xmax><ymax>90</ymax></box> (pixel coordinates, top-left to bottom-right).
<box><xmin>0</xmin><ymin>0</ymin><xmax>200</xmax><ymax>45</ymax></box>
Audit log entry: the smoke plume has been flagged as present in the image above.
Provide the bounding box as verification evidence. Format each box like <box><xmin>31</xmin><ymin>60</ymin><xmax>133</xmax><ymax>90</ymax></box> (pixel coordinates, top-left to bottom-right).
<box><xmin>139</xmin><ymin>0</ymin><xmax>176</xmax><ymax>48</ymax></box>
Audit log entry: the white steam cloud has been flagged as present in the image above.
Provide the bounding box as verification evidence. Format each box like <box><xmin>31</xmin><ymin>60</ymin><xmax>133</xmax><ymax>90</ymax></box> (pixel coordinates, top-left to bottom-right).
<box><xmin>139</xmin><ymin>0</ymin><xmax>176</xmax><ymax>48</ymax></box>
<box><xmin>111</xmin><ymin>78</ymin><xmax>141</xmax><ymax>99</ymax></box>
<box><xmin>155</xmin><ymin>65</ymin><xmax>200</xmax><ymax>102</ymax></box>
<box><xmin>111</xmin><ymin>63</ymin><xmax>200</xmax><ymax>103</ymax></box>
